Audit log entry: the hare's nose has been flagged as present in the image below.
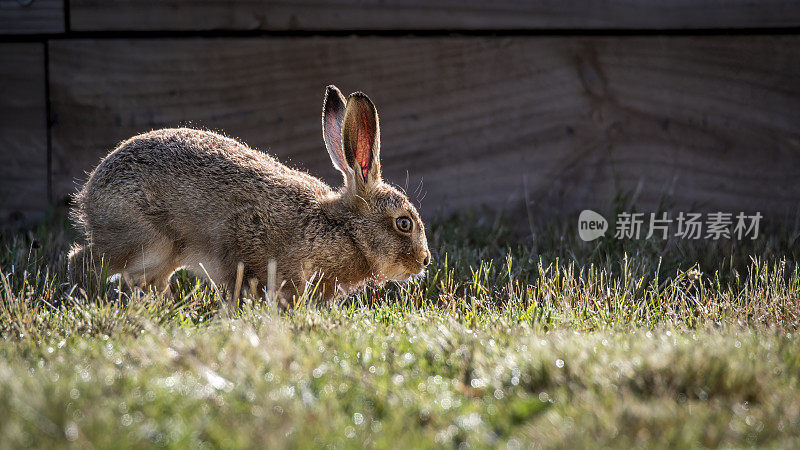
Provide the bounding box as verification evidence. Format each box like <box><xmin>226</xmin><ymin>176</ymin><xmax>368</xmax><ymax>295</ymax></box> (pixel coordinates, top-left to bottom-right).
<box><xmin>423</xmin><ymin>253</ymin><xmax>430</xmax><ymax>266</ymax></box>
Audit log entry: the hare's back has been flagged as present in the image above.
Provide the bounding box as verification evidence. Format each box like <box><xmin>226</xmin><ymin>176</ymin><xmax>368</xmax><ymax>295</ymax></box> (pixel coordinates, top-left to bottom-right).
<box><xmin>85</xmin><ymin>128</ymin><xmax>292</xmax><ymax>201</ymax></box>
<box><xmin>95</xmin><ymin>127</ymin><xmax>282</xmax><ymax>184</ymax></box>
<box><xmin>77</xmin><ymin>128</ymin><xmax>312</xmax><ymax>231</ymax></box>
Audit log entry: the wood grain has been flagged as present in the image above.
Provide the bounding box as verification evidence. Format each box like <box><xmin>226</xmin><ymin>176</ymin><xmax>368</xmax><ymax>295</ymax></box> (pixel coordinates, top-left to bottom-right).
<box><xmin>0</xmin><ymin>43</ymin><xmax>48</xmax><ymax>223</ymax></box>
<box><xmin>48</xmin><ymin>37</ymin><xmax>800</xmax><ymax>221</ymax></box>
<box><xmin>68</xmin><ymin>0</ymin><xmax>800</xmax><ymax>32</ymax></box>
<box><xmin>0</xmin><ymin>0</ymin><xmax>64</xmax><ymax>34</ymax></box>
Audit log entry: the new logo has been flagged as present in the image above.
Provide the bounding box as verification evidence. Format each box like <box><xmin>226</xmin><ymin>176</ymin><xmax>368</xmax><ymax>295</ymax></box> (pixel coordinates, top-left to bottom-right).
<box><xmin>578</xmin><ymin>210</ymin><xmax>608</xmax><ymax>241</ymax></box>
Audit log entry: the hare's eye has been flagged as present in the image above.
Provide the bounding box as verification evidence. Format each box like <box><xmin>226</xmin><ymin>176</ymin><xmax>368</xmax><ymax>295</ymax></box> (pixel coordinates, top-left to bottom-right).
<box><xmin>395</xmin><ymin>216</ymin><xmax>413</xmax><ymax>233</ymax></box>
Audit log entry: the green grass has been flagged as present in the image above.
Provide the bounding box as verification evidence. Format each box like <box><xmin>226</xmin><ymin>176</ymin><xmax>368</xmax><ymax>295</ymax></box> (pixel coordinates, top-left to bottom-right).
<box><xmin>1</xmin><ymin>211</ymin><xmax>799</xmax><ymax>448</ymax></box>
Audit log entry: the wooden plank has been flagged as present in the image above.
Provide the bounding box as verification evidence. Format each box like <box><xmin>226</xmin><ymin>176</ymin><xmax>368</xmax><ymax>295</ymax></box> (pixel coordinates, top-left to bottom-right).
<box><xmin>49</xmin><ymin>37</ymin><xmax>800</xmax><ymax>222</ymax></box>
<box><xmin>0</xmin><ymin>43</ymin><xmax>48</xmax><ymax>224</ymax></box>
<box><xmin>0</xmin><ymin>0</ymin><xmax>64</xmax><ymax>34</ymax></box>
<box><xmin>68</xmin><ymin>0</ymin><xmax>800</xmax><ymax>31</ymax></box>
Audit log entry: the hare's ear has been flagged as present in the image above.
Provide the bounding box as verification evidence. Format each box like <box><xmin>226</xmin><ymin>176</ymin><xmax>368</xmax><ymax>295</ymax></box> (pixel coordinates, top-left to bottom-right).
<box><xmin>342</xmin><ymin>92</ymin><xmax>381</xmax><ymax>189</ymax></box>
<box><xmin>322</xmin><ymin>85</ymin><xmax>348</xmax><ymax>176</ymax></box>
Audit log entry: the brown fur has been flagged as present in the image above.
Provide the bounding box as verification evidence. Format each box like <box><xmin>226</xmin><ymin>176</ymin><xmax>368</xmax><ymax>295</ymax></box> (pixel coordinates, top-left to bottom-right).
<box><xmin>68</xmin><ymin>86</ymin><xmax>430</xmax><ymax>303</ymax></box>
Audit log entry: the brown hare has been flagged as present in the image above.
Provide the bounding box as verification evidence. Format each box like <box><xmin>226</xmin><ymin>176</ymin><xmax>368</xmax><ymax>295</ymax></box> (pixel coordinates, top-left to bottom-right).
<box><xmin>68</xmin><ymin>86</ymin><xmax>430</xmax><ymax>303</ymax></box>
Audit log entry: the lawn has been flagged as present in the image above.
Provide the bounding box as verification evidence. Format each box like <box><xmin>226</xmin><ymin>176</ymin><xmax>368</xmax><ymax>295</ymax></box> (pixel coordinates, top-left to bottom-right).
<box><xmin>1</xmin><ymin>211</ymin><xmax>799</xmax><ymax>448</ymax></box>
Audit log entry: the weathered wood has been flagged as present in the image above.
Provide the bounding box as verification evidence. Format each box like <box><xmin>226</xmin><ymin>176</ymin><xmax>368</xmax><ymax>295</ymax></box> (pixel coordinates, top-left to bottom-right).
<box><xmin>0</xmin><ymin>43</ymin><xmax>48</xmax><ymax>223</ymax></box>
<box><xmin>68</xmin><ymin>0</ymin><xmax>800</xmax><ymax>31</ymax></box>
<box><xmin>0</xmin><ymin>0</ymin><xmax>64</xmax><ymax>34</ymax></box>
<box><xmin>49</xmin><ymin>37</ymin><xmax>800</xmax><ymax>221</ymax></box>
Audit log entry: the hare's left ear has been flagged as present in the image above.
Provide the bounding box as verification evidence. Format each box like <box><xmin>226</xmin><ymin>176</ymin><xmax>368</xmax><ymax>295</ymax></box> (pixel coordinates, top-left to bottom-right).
<box><xmin>342</xmin><ymin>92</ymin><xmax>381</xmax><ymax>190</ymax></box>
<box><xmin>322</xmin><ymin>85</ymin><xmax>349</xmax><ymax>177</ymax></box>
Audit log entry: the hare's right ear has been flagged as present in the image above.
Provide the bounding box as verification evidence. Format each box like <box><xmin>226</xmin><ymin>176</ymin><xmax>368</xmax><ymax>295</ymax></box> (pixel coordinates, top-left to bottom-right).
<box><xmin>322</xmin><ymin>85</ymin><xmax>349</xmax><ymax>177</ymax></box>
<box><xmin>342</xmin><ymin>92</ymin><xmax>381</xmax><ymax>191</ymax></box>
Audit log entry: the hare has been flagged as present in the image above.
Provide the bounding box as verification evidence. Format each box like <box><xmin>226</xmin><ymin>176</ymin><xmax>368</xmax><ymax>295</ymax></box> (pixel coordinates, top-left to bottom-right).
<box><xmin>68</xmin><ymin>86</ymin><xmax>430</xmax><ymax>303</ymax></box>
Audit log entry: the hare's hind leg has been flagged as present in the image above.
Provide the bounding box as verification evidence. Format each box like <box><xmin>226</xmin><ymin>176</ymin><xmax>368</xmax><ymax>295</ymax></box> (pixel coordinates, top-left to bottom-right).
<box><xmin>124</xmin><ymin>236</ymin><xmax>179</xmax><ymax>294</ymax></box>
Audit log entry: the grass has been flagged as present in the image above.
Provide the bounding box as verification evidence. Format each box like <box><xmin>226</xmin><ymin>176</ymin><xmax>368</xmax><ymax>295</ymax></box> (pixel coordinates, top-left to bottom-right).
<box><xmin>1</xmin><ymin>209</ymin><xmax>800</xmax><ymax>448</ymax></box>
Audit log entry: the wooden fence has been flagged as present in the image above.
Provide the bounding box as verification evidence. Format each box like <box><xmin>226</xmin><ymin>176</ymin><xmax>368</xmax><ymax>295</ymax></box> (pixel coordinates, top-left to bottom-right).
<box><xmin>2</xmin><ymin>1</ymin><xmax>800</xmax><ymax>225</ymax></box>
